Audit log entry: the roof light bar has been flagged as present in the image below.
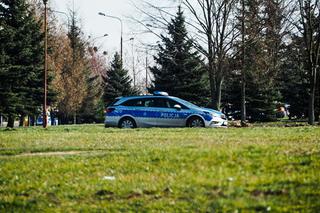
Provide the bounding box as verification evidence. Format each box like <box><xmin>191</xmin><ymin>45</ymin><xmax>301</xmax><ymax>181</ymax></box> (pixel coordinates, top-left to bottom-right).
<box><xmin>153</xmin><ymin>91</ymin><xmax>169</xmax><ymax>96</ymax></box>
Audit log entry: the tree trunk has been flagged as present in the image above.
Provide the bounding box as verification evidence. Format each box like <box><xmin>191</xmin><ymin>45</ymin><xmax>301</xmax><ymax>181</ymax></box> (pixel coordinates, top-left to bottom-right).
<box><xmin>206</xmin><ymin>3</ymin><xmax>215</xmax><ymax>109</ymax></box>
<box><xmin>308</xmin><ymin>67</ymin><xmax>317</xmax><ymax>125</ymax></box>
<box><xmin>7</xmin><ymin>115</ymin><xmax>14</xmax><ymax>128</ymax></box>
<box><xmin>73</xmin><ymin>113</ymin><xmax>77</xmax><ymax>124</ymax></box>
<box><xmin>241</xmin><ymin>78</ymin><xmax>246</xmax><ymax>124</ymax></box>
<box><xmin>241</xmin><ymin>0</ymin><xmax>246</xmax><ymax>125</ymax></box>
<box><xmin>19</xmin><ymin>114</ymin><xmax>25</xmax><ymax>127</ymax></box>
<box><xmin>308</xmin><ymin>88</ymin><xmax>315</xmax><ymax>125</ymax></box>
<box><xmin>214</xmin><ymin>80</ymin><xmax>222</xmax><ymax>110</ymax></box>
<box><xmin>207</xmin><ymin>52</ymin><xmax>216</xmax><ymax>108</ymax></box>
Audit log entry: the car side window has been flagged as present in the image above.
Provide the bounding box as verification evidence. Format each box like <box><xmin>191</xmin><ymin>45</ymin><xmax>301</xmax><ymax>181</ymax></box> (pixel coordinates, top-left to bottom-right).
<box><xmin>168</xmin><ymin>99</ymin><xmax>188</xmax><ymax>109</ymax></box>
<box><xmin>144</xmin><ymin>98</ymin><xmax>170</xmax><ymax>108</ymax></box>
<box><xmin>144</xmin><ymin>98</ymin><xmax>154</xmax><ymax>107</ymax></box>
<box><xmin>122</xmin><ymin>99</ymin><xmax>144</xmax><ymax>107</ymax></box>
<box><xmin>154</xmin><ymin>98</ymin><xmax>170</xmax><ymax>108</ymax></box>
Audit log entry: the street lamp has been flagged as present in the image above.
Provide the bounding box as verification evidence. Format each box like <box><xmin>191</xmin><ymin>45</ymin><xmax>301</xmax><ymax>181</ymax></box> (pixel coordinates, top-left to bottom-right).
<box><xmin>129</xmin><ymin>37</ymin><xmax>136</xmax><ymax>88</ymax></box>
<box><xmin>87</xmin><ymin>34</ymin><xmax>108</xmax><ymax>54</ymax></box>
<box><xmin>43</xmin><ymin>0</ymin><xmax>48</xmax><ymax>128</ymax></box>
<box><xmin>88</xmin><ymin>33</ymin><xmax>109</xmax><ymax>43</ymax></box>
<box><xmin>98</xmin><ymin>12</ymin><xmax>123</xmax><ymax>61</ymax></box>
<box><xmin>49</xmin><ymin>9</ymin><xmax>69</xmax><ymax>27</ymax></box>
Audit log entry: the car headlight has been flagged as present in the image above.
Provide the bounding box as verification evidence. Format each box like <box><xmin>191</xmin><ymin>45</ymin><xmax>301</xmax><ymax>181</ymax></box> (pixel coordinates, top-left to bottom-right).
<box><xmin>210</xmin><ymin>113</ymin><xmax>219</xmax><ymax>118</ymax></box>
<box><xmin>210</xmin><ymin>113</ymin><xmax>226</xmax><ymax>120</ymax></box>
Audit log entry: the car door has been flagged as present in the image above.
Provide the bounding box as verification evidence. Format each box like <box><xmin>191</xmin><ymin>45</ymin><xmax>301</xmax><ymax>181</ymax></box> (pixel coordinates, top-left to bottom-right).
<box><xmin>120</xmin><ymin>98</ymin><xmax>148</xmax><ymax>126</ymax></box>
<box><xmin>145</xmin><ymin>98</ymin><xmax>185</xmax><ymax>127</ymax></box>
<box><xmin>143</xmin><ymin>98</ymin><xmax>163</xmax><ymax>127</ymax></box>
<box><xmin>166</xmin><ymin>98</ymin><xmax>191</xmax><ymax>126</ymax></box>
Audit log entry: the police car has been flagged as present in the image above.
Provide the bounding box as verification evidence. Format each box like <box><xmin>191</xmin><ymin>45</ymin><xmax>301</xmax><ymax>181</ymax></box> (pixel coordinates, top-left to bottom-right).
<box><xmin>36</xmin><ymin>114</ymin><xmax>52</xmax><ymax>126</ymax></box>
<box><xmin>104</xmin><ymin>92</ymin><xmax>227</xmax><ymax>128</ymax></box>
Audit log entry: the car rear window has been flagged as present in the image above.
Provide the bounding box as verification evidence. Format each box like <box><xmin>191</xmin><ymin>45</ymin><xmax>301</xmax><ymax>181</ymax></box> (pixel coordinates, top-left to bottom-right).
<box><xmin>121</xmin><ymin>99</ymin><xmax>145</xmax><ymax>107</ymax></box>
<box><xmin>107</xmin><ymin>98</ymin><xmax>121</xmax><ymax>107</ymax></box>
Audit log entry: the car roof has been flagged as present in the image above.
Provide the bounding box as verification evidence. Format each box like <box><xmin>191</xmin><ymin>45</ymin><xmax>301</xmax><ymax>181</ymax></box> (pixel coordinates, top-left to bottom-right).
<box><xmin>117</xmin><ymin>95</ymin><xmax>175</xmax><ymax>101</ymax></box>
<box><xmin>113</xmin><ymin>95</ymin><xmax>180</xmax><ymax>105</ymax></box>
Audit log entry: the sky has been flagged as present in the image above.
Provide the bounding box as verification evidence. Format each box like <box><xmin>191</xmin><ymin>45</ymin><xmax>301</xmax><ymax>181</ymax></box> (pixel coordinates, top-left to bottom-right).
<box><xmin>49</xmin><ymin>0</ymin><xmax>171</xmax><ymax>85</ymax></box>
<box><xmin>48</xmin><ymin>0</ymin><xmax>182</xmax><ymax>86</ymax></box>
<box><xmin>51</xmin><ymin>0</ymin><xmax>143</xmax><ymax>54</ymax></box>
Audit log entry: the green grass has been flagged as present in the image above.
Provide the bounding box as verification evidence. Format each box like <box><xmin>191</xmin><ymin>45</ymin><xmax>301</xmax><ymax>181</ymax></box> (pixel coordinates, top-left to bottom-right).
<box><xmin>0</xmin><ymin>125</ymin><xmax>319</xmax><ymax>212</ymax></box>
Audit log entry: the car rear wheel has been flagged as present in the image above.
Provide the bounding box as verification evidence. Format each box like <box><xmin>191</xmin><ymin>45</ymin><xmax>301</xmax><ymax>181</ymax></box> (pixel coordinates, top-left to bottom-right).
<box><xmin>187</xmin><ymin>117</ymin><xmax>205</xmax><ymax>128</ymax></box>
<box><xmin>118</xmin><ymin>117</ymin><xmax>136</xmax><ymax>128</ymax></box>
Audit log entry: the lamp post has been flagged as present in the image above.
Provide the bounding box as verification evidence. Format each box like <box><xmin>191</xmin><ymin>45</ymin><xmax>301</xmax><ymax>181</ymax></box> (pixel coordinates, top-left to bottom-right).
<box><xmin>50</xmin><ymin>9</ymin><xmax>69</xmax><ymax>27</ymax></box>
<box><xmin>43</xmin><ymin>0</ymin><xmax>48</xmax><ymax>128</ymax></box>
<box><xmin>98</xmin><ymin>12</ymin><xmax>123</xmax><ymax>61</ymax></box>
<box><xmin>87</xmin><ymin>34</ymin><xmax>108</xmax><ymax>54</ymax></box>
<box><xmin>88</xmin><ymin>34</ymin><xmax>109</xmax><ymax>43</ymax></box>
<box><xmin>129</xmin><ymin>37</ymin><xmax>136</xmax><ymax>88</ymax></box>
<box><xmin>145</xmin><ymin>49</ymin><xmax>148</xmax><ymax>92</ymax></box>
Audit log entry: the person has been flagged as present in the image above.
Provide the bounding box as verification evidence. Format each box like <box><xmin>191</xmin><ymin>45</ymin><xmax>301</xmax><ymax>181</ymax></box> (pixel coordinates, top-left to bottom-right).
<box><xmin>23</xmin><ymin>116</ymin><xmax>29</xmax><ymax>127</ymax></box>
<box><xmin>276</xmin><ymin>106</ymin><xmax>286</xmax><ymax>118</ymax></box>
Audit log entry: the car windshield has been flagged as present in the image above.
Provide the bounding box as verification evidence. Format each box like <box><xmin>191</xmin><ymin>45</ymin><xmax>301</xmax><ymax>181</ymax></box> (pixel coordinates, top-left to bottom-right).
<box><xmin>173</xmin><ymin>98</ymin><xmax>200</xmax><ymax>109</ymax></box>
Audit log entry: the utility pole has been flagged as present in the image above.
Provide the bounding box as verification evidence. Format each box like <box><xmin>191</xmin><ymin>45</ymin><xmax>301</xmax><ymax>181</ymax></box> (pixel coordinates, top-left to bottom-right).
<box><xmin>241</xmin><ymin>0</ymin><xmax>246</xmax><ymax>126</ymax></box>
<box><xmin>43</xmin><ymin>0</ymin><xmax>48</xmax><ymax>128</ymax></box>
<box><xmin>130</xmin><ymin>38</ymin><xmax>136</xmax><ymax>88</ymax></box>
<box><xmin>145</xmin><ymin>49</ymin><xmax>148</xmax><ymax>92</ymax></box>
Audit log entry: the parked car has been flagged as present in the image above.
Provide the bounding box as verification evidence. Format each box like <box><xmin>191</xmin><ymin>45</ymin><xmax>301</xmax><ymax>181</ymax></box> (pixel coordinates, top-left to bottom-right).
<box><xmin>105</xmin><ymin>92</ymin><xmax>227</xmax><ymax>128</ymax></box>
<box><xmin>36</xmin><ymin>114</ymin><xmax>52</xmax><ymax>126</ymax></box>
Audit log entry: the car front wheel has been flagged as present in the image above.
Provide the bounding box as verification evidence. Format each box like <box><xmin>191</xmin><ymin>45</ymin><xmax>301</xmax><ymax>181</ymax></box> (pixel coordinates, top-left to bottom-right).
<box><xmin>118</xmin><ymin>117</ymin><xmax>136</xmax><ymax>128</ymax></box>
<box><xmin>187</xmin><ymin>117</ymin><xmax>205</xmax><ymax>128</ymax></box>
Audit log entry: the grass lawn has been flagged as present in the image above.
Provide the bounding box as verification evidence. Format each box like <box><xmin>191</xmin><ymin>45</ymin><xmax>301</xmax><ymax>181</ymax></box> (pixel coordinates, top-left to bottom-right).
<box><xmin>0</xmin><ymin>125</ymin><xmax>319</xmax><ymax>212</ymax></box>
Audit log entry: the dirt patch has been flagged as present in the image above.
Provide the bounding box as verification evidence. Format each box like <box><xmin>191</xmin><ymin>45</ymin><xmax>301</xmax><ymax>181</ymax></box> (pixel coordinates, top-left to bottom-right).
<box><xmin>3</xmin><ymin>150</ymin><xmax>105</xmax><ymax>157</ymax></box>
<box><xmin>251</xmin><ymin>189</ymin><xmax>288</xmax><ymax>197</ymax></box>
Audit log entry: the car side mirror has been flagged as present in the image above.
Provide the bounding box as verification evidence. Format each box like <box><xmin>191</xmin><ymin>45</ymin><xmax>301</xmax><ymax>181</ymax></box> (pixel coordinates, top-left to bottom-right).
<box><xmin>174</xmin><ymin>104</ymin><xmax>182</xmax><ymax>110</ymax></box>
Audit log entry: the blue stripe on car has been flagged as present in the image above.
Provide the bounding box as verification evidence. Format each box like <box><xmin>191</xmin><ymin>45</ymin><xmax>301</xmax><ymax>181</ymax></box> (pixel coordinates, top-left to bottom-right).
<box><xmin>108</xmin><ymin>109</ymin><xmax>213</xmax><ymax>121</ymax></box>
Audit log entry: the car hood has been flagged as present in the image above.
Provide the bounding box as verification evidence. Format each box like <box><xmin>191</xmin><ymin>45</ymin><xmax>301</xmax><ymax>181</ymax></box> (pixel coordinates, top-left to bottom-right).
<box><xmin>201</xmin><ymin>108</ymin><xmax>223</xmax><ymax>115</ymax></box>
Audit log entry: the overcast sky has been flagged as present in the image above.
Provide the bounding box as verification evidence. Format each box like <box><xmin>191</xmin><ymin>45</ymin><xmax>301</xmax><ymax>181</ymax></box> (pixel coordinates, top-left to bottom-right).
<box><xmin>49</xmin><ymin>0</ymin><xmax>181</xmax><ymax>85</ymax></box>
<box><xmin>50</xmin><ymin>0</ymin><xmax>139</xmax><ymax>53</ymax></box>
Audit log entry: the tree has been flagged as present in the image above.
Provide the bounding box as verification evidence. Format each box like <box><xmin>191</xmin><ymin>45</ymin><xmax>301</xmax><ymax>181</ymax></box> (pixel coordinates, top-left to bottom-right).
<box><xmin>103</xmin><ymin>52</ymin><xmax>136</xmax><ymax>104</ymax></box>
<box><xmin>44</xmin><ymin>7</ymin><xmax>107</xmax><ymax>124</ymax></box>
<box><xmin>228</xmin><ymin>0</ymin><xmax>287</xmax><ymax>122</ymax></box>
<box><xmin>78</xmin><ymin>48</ymin><xmax>106</xmax><ymax>123</ymax></box>
<box><xmin>279</xmin><ymin>34</ymin><xmax>309</xmax><ymax>119</ymax></box>
<box><xmin>296</xmin><ymin>0</ymin><xmax>320</xmax><ymax>125</ymax></box>
<box><xmin>183</xmin><ymin>0</ymin><xmax>238</xmax><ymax>109</ymax></box>
<box><xmin>54</xmin><ymin>10</ymin><xmax>88</xmax><ymax>124</ymax></box>
<box><xmin>149</xmin><ymin>7</ymin><xmax>209</xmax><ymax>106</ymax></box>
<box><xmin>0</xmin><ymin>0</ymin><xmax>45</xmax><ymax>128</ymax></box>
<box><xmin>134</xmin><ymin>0</ymin><xmax>237</xmax><ymax>109</ymax></box>
<box><xmin>244</xmin><ymin>0</ymin><xmax>282</xmax><ymax>121</ymax></box>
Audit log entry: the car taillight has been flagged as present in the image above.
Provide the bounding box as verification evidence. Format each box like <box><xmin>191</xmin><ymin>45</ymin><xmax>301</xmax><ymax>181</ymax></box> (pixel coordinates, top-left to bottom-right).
<box><xmin>106</xmin><ymin>108</ymin><xmax>115</xmax><ymax>113</ymax></box>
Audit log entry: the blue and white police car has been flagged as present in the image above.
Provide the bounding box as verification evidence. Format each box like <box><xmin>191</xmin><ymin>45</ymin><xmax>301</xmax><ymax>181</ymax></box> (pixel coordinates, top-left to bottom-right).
<box><xmin>104</xmin><ymin>92</ymin><xmax>227</xmax><ymax>128</ymax></box>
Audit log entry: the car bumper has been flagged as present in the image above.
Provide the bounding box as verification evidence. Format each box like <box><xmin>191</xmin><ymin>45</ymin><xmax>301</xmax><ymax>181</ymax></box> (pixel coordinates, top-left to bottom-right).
<box><xmin>104</xmin><ymin>116</ymin><xmax>119</xmax><ymax>127</ymax></box>
<box><xmin>206</xmin><ymin>118</ymin><xmax>228</xmax><ymax>128</ymax></box>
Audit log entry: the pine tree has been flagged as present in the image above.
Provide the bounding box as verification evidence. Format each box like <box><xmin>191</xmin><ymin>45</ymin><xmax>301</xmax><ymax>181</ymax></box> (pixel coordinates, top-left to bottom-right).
<box><xmin>103</xmin><ymin>52</ymin><xmax>136</xmax><ymax>104</ymax></box>
<box><xmin>279</xmin><ymin>34</ymin><xmax>309</xmax><ymax>119</ymax></box>
<box><xmin>149</xmin><ymin>6</ymin><xmax>209</xmax><ymax>106</ymax></box>
<box><xmin>231</xmin><ymin>0</ymin><xmax>282</xmax><ymax>121</ymax></box>
<box><xmin>79</xmin><ymin>69</ymin><xmax>104</xmax><ymax>123</ymax></box>
<box><xmin>0</xmin><ymin>0</ymin><xmax>45</xmax><ymax>127</ymax></box>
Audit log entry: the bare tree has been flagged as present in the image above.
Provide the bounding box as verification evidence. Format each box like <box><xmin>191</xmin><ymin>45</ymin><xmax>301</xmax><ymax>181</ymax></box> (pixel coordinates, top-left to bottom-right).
<box><xmin>183</xmin><ymin>0</ymin><xmax>238</xmax><ymax>110</ymax></box>
<box><xmin>130</xmin><ymin>0</ymin><xmax>238</xmax><ymax>109</ymax></box>
<box><xmin>296</xmin><ymin>0</ymin><xmax>320</xmax><ymax>125</ymax></box>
